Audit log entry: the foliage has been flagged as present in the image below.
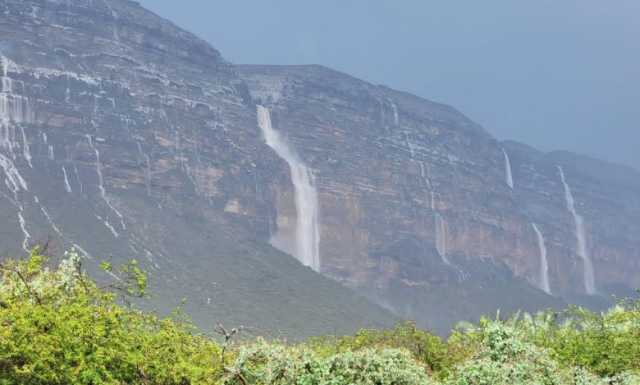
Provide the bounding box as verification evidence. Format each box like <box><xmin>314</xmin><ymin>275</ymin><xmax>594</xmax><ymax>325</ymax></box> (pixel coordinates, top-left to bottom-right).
<box><xmin>528</xmin><ymin>305</ymin><xmax>640</xmax><ymax>377</ymax></box>
<box><xmin>305</xmin><ymin>321</ymin><xmax>457</xmax><ymax>378</ymax></box>
<box><xmin>0</xmin><ymin>250</ymin><xmax>222</xmax><ymax>385</ymax></box>
<box><xmin>457</xmin><ymin>304</ymin><xmax>640</xmax><ymax>378</ymax></box>
<box><xmin>446</xmin><ymin>320</ymin><xmax>601</xmax><ymax>385</ymax></box>
<box><xmin>446</xmin><ymin>310</ymin><xmax>640</xmax><ymax>385</ymax></box>
<box><xmin>1</xmin><ymin>249</ymin><xmax>639</xmax><ymax>385</ymax></box>
<box><xmin>223</xmin><ymin>339</ymin><xmax>435</xmax><ymax>385</ymax></box>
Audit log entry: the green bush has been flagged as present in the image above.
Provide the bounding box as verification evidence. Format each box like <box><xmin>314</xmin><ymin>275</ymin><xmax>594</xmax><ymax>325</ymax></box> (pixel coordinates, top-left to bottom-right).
<box><xmin>446</xmin><ymin>320</ymin><xmax>598</xmax><ymax>385</ymax></box>
<box><xmin>534</xmin><ymin>305</ymin><xmax>640</xmax><ymax>377</ymax></box>
<box><xmin>0</xmin><ymin>251</ymin><xmax>222</xmax><ymax>385</ymax></box>
<box><xmin>446</xmin><ymin>313</ymin><xmax>640</xmax><ymax>385</ymax></box>
<box><xmin>223</xmin><ymin>339</ymin><xmax>435</xmax><ymax>385</ymax></box>
<box><xmin>305</xmin><ymin>321</ymin><xmax>457</xmax><ymax>378</ymax></box>
<box><xmin>462</xmin><ymin>304</ymin><xmax>640</xmax><ymax>378</ymax></box>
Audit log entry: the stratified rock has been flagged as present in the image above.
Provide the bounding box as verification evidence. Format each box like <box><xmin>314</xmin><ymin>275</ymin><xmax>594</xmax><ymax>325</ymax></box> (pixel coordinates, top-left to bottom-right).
<box><xmin>0</xmin><ymin>0</ymin><xmax>396</xmax><ymax>339</ymax></box>
<box><xmin>238</xmin><ymin>65</ymin><xmax>638</xmax><ymax>331</ymax></box>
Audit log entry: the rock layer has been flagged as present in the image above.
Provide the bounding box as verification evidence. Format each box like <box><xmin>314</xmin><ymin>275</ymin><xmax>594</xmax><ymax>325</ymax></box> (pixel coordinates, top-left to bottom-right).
<box><xmin>238</xmin><ymin>65</ymin><xmax>639</xmax><ymax>327</ymax></box>
<box><xmin>0</xmin><ymin>0</ymin><xmax>397</xmax><ymax>338</ymax></box>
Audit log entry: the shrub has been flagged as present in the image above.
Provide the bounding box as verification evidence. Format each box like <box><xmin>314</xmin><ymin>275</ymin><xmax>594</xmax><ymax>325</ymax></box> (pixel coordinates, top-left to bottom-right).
<box><xmin>445</xmin><ymin>321</ymin><xmax>594</xmax><ymax>385</ymax></box>
<box><xmin>0</xmin><ymin>251</ymin><xmax>222</xmax><ymax>385</ymax></box>
<box><xmin>474</xmin><ymin>305</ymin><xmax>640</xmax><ymax>378</ymax></box>
<box><xmin>223</xmin><ymin>339</ymin><xmax>435</xmax><ymax>385</ymax></box>
<box><xmin>306</xmin><ymin>321</ymin><xmax>455</xmax><ymax>377</ymax></box>
<box><xmin>445</xmin><ymin>316</ymin><xmax>640</xmax><ymax>385</ymax></box>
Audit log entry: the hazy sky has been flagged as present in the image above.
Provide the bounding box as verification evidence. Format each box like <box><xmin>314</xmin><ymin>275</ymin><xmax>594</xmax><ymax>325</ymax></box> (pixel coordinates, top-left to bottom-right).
<box><xmin>138</xmin><ymin>0</ymin><xmax>640</xmax><ymax>170</ymax></box>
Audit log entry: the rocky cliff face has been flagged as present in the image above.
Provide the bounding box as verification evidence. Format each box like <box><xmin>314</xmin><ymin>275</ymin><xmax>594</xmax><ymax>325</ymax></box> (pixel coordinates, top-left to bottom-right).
<box><xmin>0</xmin><ymin>0</ymin><xmax>397</xmax><ymax>338</ymax></box>
<box><xmin>237</xmin><ymin>65</ymin><xmax>639</xmax><ymax>329</ymax></box>
<box><xmin>1</xmin><ymin>0</ymin><xmax>637</xmax><ymax>336</ymax></box>
<box><xmin>503</xmin><ymin>143</ymin><xmax>640</xmax><ymax>297</ymax></box>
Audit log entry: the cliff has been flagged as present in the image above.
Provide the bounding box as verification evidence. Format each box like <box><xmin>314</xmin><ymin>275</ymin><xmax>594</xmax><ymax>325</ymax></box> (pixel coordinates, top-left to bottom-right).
<box><xmin>0</xmin><ymin>0</ymin><xmax>397</xmax><ymax>338</ymax></box>
<box><xmin>0</xmin><ymin>0</ymin><xmax>637</xmax><ymax>336</ymax></box>
<box><xmin>237</xmin><ymin>64</ymin><xmax>638</xmax><ymax>330</ymax></box>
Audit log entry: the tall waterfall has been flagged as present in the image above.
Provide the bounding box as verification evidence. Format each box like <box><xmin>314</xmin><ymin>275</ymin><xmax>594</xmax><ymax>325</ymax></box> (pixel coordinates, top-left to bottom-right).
<box><xmin>256</xmin><ymin>105</ymin><xmax>321</xmax><ymax>272</ymax></box>
<box><xmin>434</xmin><ymin>212</ymin><xmax>451</xmax><ymax>266</ymax></box>
<box><xmin>531</xmin><ymin>223</ymin><xmax>551</xmax><ymax>295</ymax></box>
<box><xmin>1</xmin><ymin>56</ymin><xmax>34</xmax><ymax>154</ymax></box>
<box><xmin>557</xmin><ymin>166</ymin><xmax>596</xmax><ymax>295</ymax></box>
<box><xmin>502</xmin><ymin>149</ymin><xmax>514</xmax><ymax>189</ymax></box>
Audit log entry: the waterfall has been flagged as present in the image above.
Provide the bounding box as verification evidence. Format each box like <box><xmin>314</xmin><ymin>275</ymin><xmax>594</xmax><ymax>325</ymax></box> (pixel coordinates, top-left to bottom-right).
<box><xmin>35</xmin><ymin>196</ymin><xmax>63</xmax><ymax>237</ymax></box>
<box><xmin>86</xmin><ymin>134</ymin><xmax>126</xmax><ymax>235</ymax></box>
<box><xmin>557</xmin><ymin>166</ymin><xmax>596</xmax><ymax>295</ymax></box>
<box><xmin>0</xmin><ymin>153</ymin><xmax>28</xmax><ymax>193</ymax></box>
<box><xmin>531</xmin><ymin>223</ymin><xmax>551</xmax><ymax>294</ymax></box>
<box><xmin>422</xmin><ymin>162</ymin><xmax>457</xmax><ymax>269</ymax></box>
<box><xmin>1</xmin><ymin>55</ymin><xmax>34</xmax><ymax>159</ymax></box>
<box><xmin>404</xmin><ymin>132</ymin><xmax>415</xmax><ymax>158</ymax></box>
<box><xmin>0</xmin><ymin>148</ymin><xmax>31</xmax><ymax>254</ymax></box>
<box><xmin>20</xmin><ymin>125</ymin><xmax>32</xmax><ymax>167</ymax></box>
<box><xmin>434</xmin><ymin>212</ymin><xmax>451</xmax><ymax>266</ymax></box>
<box><xmin>390</xmin><ymin>101</ymin><xmax>399</xmax><ymax>126</ymax></box>
<box><xmin>256</xmin><ymin>105</ymin><xmax>321</xmax><ymax>272</ymax></box>
<box><xmin>73</xmin><ymin>164</ymin><xmax>84</xmax><ymax>194</ymax></box>
<box><xmin>502</xmin><ymin>149</ymin><xmax>514</xmax><ymax>189</ymax></box>
<box><xmin>62</xmin><ymin>166</ymin><xmax>73</xmax><ymax>193</ymax></box>
<box><xmin>17</xmin><ymin>208</ymin><xmax>30</xmax><ymax>252</ymax></box>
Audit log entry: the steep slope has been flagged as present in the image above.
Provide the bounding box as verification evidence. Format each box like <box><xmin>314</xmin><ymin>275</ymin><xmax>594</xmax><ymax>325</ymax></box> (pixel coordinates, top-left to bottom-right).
<box><xmin>0</xmin><ymin>0</ymin><xmax>397</xmax><ymax>338</ymax></box>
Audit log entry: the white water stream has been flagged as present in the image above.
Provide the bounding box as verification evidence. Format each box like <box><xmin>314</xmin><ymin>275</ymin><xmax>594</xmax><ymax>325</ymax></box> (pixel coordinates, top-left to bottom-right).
<box><xmin>502</xmin><ymin>148</ymin><xmax>514</xmax><ymax>189</ymax></box>
<box><xmin>434</xmin><ymin>212</ymin><xmax>451</xmax><ymax>266</ymax></box>
<box><xmin>257</xmin><ymin>105</ymin><xmax>321</xmax><ymax>271</ymax></box>
<box><xmin>62</xmin><ymin>166</ymin><xmax>73</xmax><ymax>193</ymax></box>
<box><xmin>558</xmin><ymin>166</ymin><xmax>596</xmax><ymax>295</ymax></box>
<box><xmin>531</xmin><ymin>223</ymin><xmax>551</xmax><ymax>295</ymax></box>
<box><xmin>86</xmin><ymin>134</ymin><xmax>126</xmax><ymax>236</ymax></box>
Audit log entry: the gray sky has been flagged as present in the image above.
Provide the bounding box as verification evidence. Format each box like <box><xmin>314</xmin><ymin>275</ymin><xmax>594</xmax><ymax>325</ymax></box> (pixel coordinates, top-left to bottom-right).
<box><xmin>138</xmin><ymin>0</ymin><xmax>640</xmax><ymax>170</ymax></box>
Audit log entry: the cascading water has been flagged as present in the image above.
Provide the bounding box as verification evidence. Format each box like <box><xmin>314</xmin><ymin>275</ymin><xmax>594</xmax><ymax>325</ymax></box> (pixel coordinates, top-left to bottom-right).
<box><xmin>0</xmin><ymin>153</ymin><xmax>27</xmax><ymax>193</ymax></box>
<box><xmin>557</xmin><ymin>166</ymin><xmax>596</xmax><ymax>295</ymax></box>
<box><xmin>256</xmin><ymin>105</ymin><xmax>321</xmax><ymax>272</ymax></box>
<box><xmin>531</xmin><ymin>223</ymin><xmax>551</xmax><ymax>295</ymax></box>
<box><xmin>86</xmin><ymin>134</ymin><xmax>126</xmax><ymax>236</ymax></box>
<box><xmin>420</xmin><ymin>161</ymin><xmax>461</xmax><ymax>275</ymax></box>
<box><xmin>0</xmin><ymin>57</ymin><xmax>32</xmax><ymax>252</ymax></box>
<box><xmin>0</xmin><ymin>152</ymin><xmax>30</xmax><ymax>253</ymax></box>
<box><xmin>434</xmin><ymin>212</ymin><xmax>451</xmax><ymax>266</ymax></box>
<box><xmin>62</xmin><ymin>166</ymin><xmax>73</xmax><ymax>193</ymax></box>
<box><xmin>404</xmin><ymin>132</ymin><xmax>415</xmax><ymax>158</ymax></box>
<box><xmin>390</xmin><ymin>101</ymin><xmax>399</xmax><ymax>126</ymax></box>
<box><xmin>35</xmin><ymin>196</ymin><xmax>63</xmax><ymax>237</ymax></box>
<box><xmin>73</xmin><ymin>165</ymin><xmax>84</xmax><ymax>194</ymax></box>
<box><xmin>502</xmin><ymin>148</ymin><xmax>514</xmax><ymax>189</ymax></box>
<box><xmin>1</xmin><ymin>55</ymin><xmax>33</xmax><ymax>158</ymax></box>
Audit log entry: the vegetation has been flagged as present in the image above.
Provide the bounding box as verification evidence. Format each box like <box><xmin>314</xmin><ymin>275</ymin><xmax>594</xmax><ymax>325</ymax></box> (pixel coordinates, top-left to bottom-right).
<box><xmin>1</xmin><ymin>250</ymin><xmax>639</xmax><ymax>384</ymax></box>
<box><xmin>0</xmin><ymin>250</ymin><xmax>222</xmax><ymax>385</ymax></box>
